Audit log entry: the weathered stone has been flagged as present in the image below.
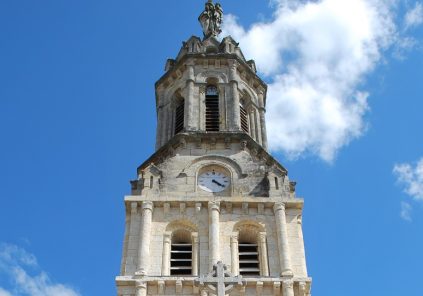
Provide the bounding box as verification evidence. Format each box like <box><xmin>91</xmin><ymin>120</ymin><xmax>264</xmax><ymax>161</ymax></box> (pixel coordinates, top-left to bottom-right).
<box><xmin>115</xmin><ymin>2</ymin><xmax>312</xmax><ymax>295</ymax></box>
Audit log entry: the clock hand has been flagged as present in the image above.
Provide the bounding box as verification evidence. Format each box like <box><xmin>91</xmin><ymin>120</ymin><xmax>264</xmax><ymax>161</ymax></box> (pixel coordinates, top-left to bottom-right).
<box><xmin>212</xmin><ymin>179</ymin><xmax>225</xmax><ymax>187</ymax></box>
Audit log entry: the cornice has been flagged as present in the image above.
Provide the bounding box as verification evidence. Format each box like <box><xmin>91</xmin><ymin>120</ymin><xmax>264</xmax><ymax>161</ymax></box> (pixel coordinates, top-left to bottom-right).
<box><xmin>136</xmin><ymin>132</ymin><xmax>287</xmax><ymax>176</ymax></box>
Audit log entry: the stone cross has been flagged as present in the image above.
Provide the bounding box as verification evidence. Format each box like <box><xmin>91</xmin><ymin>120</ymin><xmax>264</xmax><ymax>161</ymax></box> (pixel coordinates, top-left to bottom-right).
<box><xmin>195</xmin><ymin>262</ymin><xmax>245</xmax><ymax>296</ymax></box>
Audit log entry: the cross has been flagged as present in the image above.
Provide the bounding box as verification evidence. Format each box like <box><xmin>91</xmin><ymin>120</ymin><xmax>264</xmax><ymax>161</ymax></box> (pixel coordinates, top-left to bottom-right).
<box><xmin>195</xmin><ymin>262</ymin><xmax>246</xmax><ymax>296</ymax></box>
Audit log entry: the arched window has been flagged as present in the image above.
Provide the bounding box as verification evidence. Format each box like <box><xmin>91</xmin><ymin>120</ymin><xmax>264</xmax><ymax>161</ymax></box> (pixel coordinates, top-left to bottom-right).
<box><xmin>205</xmin><ymin>85</ymin><xmax>220</xmax><ymax>131</ymax></box>
<box><xmin>174</xmin><ymin>98</ymin><xmax>185</xmax><ymax>135</ymax></box>
<box><xmin>238</xmin><ymin>230</ymin><xmax>260</xmax><ymax>276</ymax></box>
<box><xmin>232</xmin><ymin>223</ymin><xmax>269</xmax><ymax>277</ymax></box>
<box><xmin>163</xmin><ymin>222</ymin><xmax>199</xmax><ymax>277</ymax></box>
<box><xmin>170</xmin><ymin>229</ymin><xmax>192</xmax><ymax>275</ymax></box>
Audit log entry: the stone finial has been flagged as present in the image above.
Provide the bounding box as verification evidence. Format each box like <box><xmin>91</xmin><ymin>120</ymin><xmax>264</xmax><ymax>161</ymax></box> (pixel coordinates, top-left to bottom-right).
<box><xmin>198</xmin><ymin>1</ymin><xmax>223</xmax><ymax>39</ymax></box>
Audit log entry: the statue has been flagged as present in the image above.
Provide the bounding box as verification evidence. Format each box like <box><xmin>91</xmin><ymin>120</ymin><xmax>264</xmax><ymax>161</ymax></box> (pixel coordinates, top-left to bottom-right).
<box><xmin>198</xmin><ymin>0</ymin><xmax>223</xmax><ymax>39</ymax></box>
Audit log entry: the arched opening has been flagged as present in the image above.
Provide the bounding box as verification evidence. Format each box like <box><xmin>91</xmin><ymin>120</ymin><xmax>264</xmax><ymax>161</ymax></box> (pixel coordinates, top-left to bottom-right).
<box><xmin>174</xmin><ymin>98</ymin><xmax>185</xmax><ymax>135</ymax></box>
<box><xmin>232</xmin><ymin>222</ymin><xmax>269</xmax><ymax>277</ymax></box>
<box><xmin>238</xmin><ymin>231</ymin><xmax>260</xmax><ymax>276</ymax></box>
<box><xmin>170</xmin><ymin>229</ymin><xmax>192</xmax><ymax>276</ymax></box>
<box><xmin>240</xmin><ymin>100</ymin><xmax>249</xmax><ymax>133</ymax></box>
<box><xmin>205</xmin><ymin>85</ymin><xmax>220</xmax><ymax>131</ymax></box>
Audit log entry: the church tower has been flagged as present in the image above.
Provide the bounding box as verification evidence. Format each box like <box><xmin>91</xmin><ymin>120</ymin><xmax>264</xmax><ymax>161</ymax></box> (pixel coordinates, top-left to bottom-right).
<box><xmin>116</xmin><ymin>1</ymin><xmax>312</xmax><ymax>295</ymax></box>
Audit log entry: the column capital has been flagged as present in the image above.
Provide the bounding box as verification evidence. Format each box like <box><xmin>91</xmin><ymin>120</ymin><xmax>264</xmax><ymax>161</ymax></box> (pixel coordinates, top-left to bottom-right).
<box><xmin>191</xmin><ymin>232</ymin><xmax>199</xmax><ymax>243</ymax></box>
<box><xmin>131</xmin><ymin>202</ymin><xmax>138</xmax><ymax>214</ymax></box>
<box><xmin>282</xmin><ymin>279</ymin><xmax>294</xmax><ymax>289</ymax></box>
<box><xmin>258</xmin><ymin>232</ymin><xmax>267</xmax><ymax>242</ymax></box>
<box><xmin>142</xmin><ymin>201</ymin><xmax>154</xmax><ymax>212</ymax></box>
<box><xmin>228</xmin><ymin>59</ymin><xmax>240</xmax><ymax>82</ymax></box>
<box><xmin>257</xmin><ymin>86</ymin><xmax>266</xmax><ymax>95</ymax></box>
<box><xmin>186</xmin><ymin>59</ymin><xmax>196</xmax><ymax>67</ymax></box>
<box><xmin>297</xmin><ymin>215</ymin><xmax>303</xmax><ymax>225</ymax></box>
<box><xmin>208</xmin><ymin>201</ymin><xmax>220</xmax><ymax>212</ymax></box>
<box><xmin>163</xmin><ymin>232</ymin><xmax>172</xmax><ymax>243</ymax></box>
<box><xmin>135</xmin><ymin>280</ymin><xmax>147</xmax><ymax>289</ymax></box>
<box><xmin>230</xmin><ymin>234</ymin><xmax>239</xmax><ymax>243</ymax></box>
<box><xmin>299</xmin><ymin>281</ymin><xmax>307</xmax><ymax>291</ymax></box>
<box><xmin>185</xmin><ymin>61</ymin><xmax>195</xmax><ymax>81</ymax></box>
<box><xmin>274</xmin><ymin>202</ymin><xmax>287</xmax><ymax>213</ymax></box>
<box><xmin>135</xmin><ymin>280</ymin><xmax>147</xmax><ymax>296</ymax></box>
<box><xmin>228</xmin><ymin>59</ymin><xmax>240</xmax><ymax>70</ymax></box>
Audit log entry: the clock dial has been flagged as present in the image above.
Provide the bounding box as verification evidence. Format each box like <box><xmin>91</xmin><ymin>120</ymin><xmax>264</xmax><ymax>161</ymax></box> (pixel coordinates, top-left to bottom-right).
<box><xmin>198</xmin><ymin>170</ymin><xmax>230</xmax><ymax>193</ymax></box>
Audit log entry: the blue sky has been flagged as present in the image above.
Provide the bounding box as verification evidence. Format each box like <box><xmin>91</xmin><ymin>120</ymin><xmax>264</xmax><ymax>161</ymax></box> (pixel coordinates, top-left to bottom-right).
<box><xmin>0</xmin><ymin>0</ymin><xmax>422</xmax><ymax>295</ymax></box>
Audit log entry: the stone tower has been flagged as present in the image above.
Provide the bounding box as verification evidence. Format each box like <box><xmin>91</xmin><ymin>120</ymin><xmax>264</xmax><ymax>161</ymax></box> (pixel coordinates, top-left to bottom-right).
<box><xmin>116</xmin><ymin>2</ymin><xmax>312</xmax><ymax>295</ymax></box>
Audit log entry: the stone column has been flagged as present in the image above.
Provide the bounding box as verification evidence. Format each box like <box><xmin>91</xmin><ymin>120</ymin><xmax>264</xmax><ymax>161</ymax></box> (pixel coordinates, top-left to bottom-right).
<box><xmin>156</xmin><ymin>105</ymin><xmax>164</xmax><ymax>149</ymax></box>
<box><xmin>167</xmin><ymin>105</ymin><xmax>174</xmax><ymax>140</ymax></box>
<box><xmin>192</xmin><ymin>232</ymin><xmax>199</xmax><ymax>276</ymax></box>
<box><xmin>230</xmin><ymin>234</ymin><xmax>239</xmax><ymax>275</ymax></box>
<box><xmin>282</xmin><ymin>280</ymin><xmax>295</xmax><ymax>296</ymax></box>
<box><xmin>208</xmin><ymin>201</ymin><xmax>220</xmax><ymax>268</ymax></box>
<box><xmin>136</xmin><ymin>201</ymin><xmax>154</xmax><ymax>276</ymax></box>
<box><xmin>160</xmin><ymin>104</ymin><xmax>168</xmax><ymax>147</ymax></box>
<box><xmin>228</xmin><ymin>60</ymin><xmax>241</xmax><ymax>131</ymax></box>
<box><xmin>185</xmin><ymin>61</ymin><xmax>196</xmax><ymax>131</ymax></box>
<box><xmin>273</xmin><ymin>202</ymin><xmax>293</xmax><ymax>277</ymax></box>
<box><xmin>258</xmin><ymin>232</ymin><xmax>269</xmax><ymax>276</ymax></box>
<box><xmin>257</xmin><ymin>89</ymin><xmax>268</xmax><ymax>150</ymax></box>
<box><xmin>254</xmin><ymin>108</ymin><xmax>262</xmax><ymax>146</ymax></box>
<box><xmin>135</xmin><ymin>281</ymin><xmax>147</xmax><ymax>296</ymax></box>
<box><xmin>249</xmin><ymin>108</ymin><xmax>256</xmax><ymax>140</ymax></box>
<box><xmin>199</xmin><ymin>86</ymin><xmax>206</xmax><ymax>130</ymax></box>
<box><xmin>161</xmin><ymin>232</ymin><xmax>172</xmax><ymax>276</ymax></box>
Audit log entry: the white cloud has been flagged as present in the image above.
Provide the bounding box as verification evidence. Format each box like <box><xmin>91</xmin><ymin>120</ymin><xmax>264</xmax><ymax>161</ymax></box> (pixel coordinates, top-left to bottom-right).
<box><xmin>0</xmin><ymin>244</ymin><xmax>80</xmax><ymax>296</ymax></box>
<box><xmin>0</xmin><ymin>288</ymin><xmax>12</xmax><ymax>296</ymax></box>
<box><xmin>400</xmin><ymin>201</ymin><xmax>413</xmax><ymax>221</ymax></box>
<box><xmin>223</xmin><ymin>0</ymin><xmax>400</xmax><ymax>161</ymax></box>
<box><xmin>405</xmin><ymin>2</ymin><xmax>423</xmax><ymax>30</ymax></box>
<box><xmin>393</xmin><ymin>158</ymin><xmax>423</xmax><ymax>201</ymax></box>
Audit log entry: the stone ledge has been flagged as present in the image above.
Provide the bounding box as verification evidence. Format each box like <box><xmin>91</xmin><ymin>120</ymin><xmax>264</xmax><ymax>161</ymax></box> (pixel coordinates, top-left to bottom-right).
<box><xmin>124</xmin><ymin>196</ymin><xmax>304</xmax><ymax>210</ymax></box>
<box><xmin>115</xmin><ymin>275</ymin><xmax>312</xmax><ymax>285</ymax></box>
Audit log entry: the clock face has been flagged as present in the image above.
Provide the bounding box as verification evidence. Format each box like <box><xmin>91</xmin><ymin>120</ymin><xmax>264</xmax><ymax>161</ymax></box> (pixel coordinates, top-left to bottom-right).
<box><xmin>198</xmin><ymin>170</ymin><xmax>230</xmax><ymax>193</ymax></box>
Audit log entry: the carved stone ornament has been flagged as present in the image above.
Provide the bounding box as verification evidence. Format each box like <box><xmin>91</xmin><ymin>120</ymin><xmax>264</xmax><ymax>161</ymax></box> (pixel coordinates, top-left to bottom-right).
<box><xmin>195</xmin><ymin>261</ymin><xmax>245</xmax><ymax>296</ymax></box>
<box><xmin>198</xmin><ymin>0</ymin><xmax>223</xmax><ymax>39</ymax></box>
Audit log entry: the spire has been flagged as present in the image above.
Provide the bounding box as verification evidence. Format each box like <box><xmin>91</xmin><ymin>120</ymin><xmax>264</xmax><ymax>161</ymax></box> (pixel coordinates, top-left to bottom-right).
<box><xmin>198</xmin><ymin>0</ymin><xmax>223</xmax><ymax>39</ymax></box>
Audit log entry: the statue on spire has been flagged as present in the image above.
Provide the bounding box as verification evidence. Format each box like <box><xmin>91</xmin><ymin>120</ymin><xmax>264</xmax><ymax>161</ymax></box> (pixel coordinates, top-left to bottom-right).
<box><xmin>198</xmin><ymin>0</ymin><xmax>223</xmax><ymax>39</ymax></box>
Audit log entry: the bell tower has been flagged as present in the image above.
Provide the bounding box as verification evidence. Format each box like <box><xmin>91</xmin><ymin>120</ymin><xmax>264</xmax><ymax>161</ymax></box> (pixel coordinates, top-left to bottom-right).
<box><xmin>116</xmin><ymin>1</ymin><xmax>312</xmax><ymax>295</ymax></box>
